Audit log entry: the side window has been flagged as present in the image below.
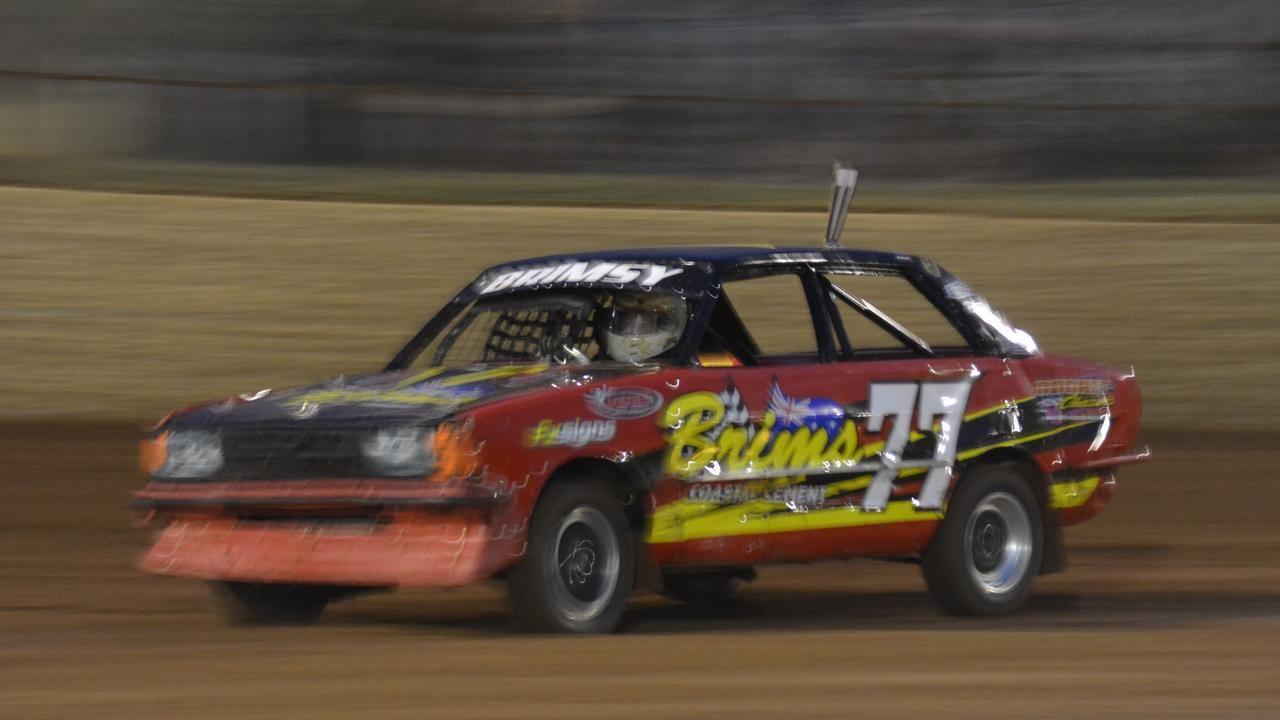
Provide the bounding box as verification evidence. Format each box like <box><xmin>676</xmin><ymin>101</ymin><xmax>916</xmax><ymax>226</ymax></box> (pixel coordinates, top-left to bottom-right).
<box><xmin>826</xmin><ymin>273</ymin><xmax>969</xmax><ymax>354</ymax></box>
<box><xmin>718</xmin><ymin>272</ymin><xmax>819</xmax><ymax>361</ymax></box>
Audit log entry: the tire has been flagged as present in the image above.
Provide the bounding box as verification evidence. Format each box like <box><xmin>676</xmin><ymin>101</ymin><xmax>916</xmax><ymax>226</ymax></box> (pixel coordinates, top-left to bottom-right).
<box><xmin>661</xmin><ymin>569</ymin><xmax>752</xmax><ymax>607</ymax></box>
<box><xmin>922</xmin><ymin>462</ymin><xmax>1043</xmax><ymax>616</ymax></box>
<box><xmin>210</xmin><ymin>581</ymin><xmax>335</xmax><ymax>625</ymax></box>
<box><xmin>508</xmin><ymin>479</ymin><xmax>635</xmax><ymax>633</ymax></box>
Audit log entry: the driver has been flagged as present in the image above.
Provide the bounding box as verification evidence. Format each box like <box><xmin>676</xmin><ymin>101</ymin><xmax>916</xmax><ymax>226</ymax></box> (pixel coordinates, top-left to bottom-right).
<box><xmin>603</xmin><ymin>291</ymin><xmax>688</xmax><ymax>363</ymax></box>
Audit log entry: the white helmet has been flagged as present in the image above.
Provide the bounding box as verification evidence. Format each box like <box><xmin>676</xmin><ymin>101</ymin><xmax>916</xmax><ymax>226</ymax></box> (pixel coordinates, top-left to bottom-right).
<box><xmin>604</xmin><ymin>292</ymin><xmax>688</xmax><ymax>363</ymax></box>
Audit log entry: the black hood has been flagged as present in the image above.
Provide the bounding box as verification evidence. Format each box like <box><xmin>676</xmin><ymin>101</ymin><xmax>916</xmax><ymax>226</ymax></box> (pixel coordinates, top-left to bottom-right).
<box><xmin>164</xmin><ymin>362</ymin><xmax>657</xmax><ymax>429</ymax></box>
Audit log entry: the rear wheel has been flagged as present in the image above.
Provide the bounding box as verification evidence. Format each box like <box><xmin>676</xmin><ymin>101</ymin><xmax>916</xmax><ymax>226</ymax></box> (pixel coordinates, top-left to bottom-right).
<box><xmin>508</xmin><ymin>479</ymin><xmax>635</xmax><ymax>633</ymax></box>
<box><xmin>922</xmin><ymin>462</ymin><xmax>1043</xmax><ymax>616</ymax></box>
<box><xmin>210</xmin><ymin>582</ymin><xmax>338</xmax><ymax>625</ymax></box>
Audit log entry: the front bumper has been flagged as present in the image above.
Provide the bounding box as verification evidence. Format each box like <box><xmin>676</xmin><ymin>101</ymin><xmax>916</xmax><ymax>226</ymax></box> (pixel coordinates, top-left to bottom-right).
<box><xmin>133</xmin><ymin>478</ymin><xmax>507</xmax><ymax>509</ymax></box>
<box><xmin>139</xmin><ymin>512</ymin><xmax>495</xmax><ymax>587</ymax></box>
<box><xmin>134</xmin><ymin>478</ymin><xmax>516</xmax><ymax>587</ymax></box>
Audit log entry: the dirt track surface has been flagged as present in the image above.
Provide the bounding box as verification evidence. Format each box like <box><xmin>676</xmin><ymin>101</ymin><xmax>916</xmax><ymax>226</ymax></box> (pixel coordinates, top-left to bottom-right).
<box><xmin>3</xmin><ymin>423</ymin><xmax>1278</xmax><ymax>719</ymax></box>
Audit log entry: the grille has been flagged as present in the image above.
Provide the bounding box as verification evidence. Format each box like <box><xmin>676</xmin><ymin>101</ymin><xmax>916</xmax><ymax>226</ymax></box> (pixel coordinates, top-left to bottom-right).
<box><xmin>215</xmin><ymin>428</ymin><xmax>368</xmax><ymax>482</ymax></box>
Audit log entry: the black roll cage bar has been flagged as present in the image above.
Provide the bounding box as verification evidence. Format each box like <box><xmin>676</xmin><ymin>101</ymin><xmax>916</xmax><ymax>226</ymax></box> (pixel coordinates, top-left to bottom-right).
<box><xmin>710</xmin><ymin>264</ymin><xmax>946</xmax><ymax>366</ymax></box>
<box><xmin>821</xmin><ymin>275</ymin><xmax>934</xmax><ymax>357</ymax></box>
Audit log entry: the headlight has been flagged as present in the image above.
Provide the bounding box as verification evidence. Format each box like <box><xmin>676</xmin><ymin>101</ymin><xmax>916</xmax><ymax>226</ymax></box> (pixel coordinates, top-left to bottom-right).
<box><xmin>360</xmin><ymin>426</ymin><xmax>434</xmax><ymax>477</ymax></box>
<box><xmin>153</xmin><ymin>430</ymin><xmax>224</xmax><ymax>479</ymax></box>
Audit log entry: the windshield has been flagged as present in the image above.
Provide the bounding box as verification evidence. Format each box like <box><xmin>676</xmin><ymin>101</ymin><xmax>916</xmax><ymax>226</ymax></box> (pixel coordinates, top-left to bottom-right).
<box><xmin>407</xmin><ymin>289</ymin><xmax>692</xmax><ymax>367</ymax></box>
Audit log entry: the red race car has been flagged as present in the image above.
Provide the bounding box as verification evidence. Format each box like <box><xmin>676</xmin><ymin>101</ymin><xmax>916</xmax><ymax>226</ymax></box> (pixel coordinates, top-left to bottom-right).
<box><xmin>134</xmin><ymin>170</ymin><xmax>1145</xmax><ymax>633</ymax></box>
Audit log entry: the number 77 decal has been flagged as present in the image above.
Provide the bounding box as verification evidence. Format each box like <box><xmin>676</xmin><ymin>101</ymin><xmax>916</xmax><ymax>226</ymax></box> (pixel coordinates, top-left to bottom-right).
<box><xmin>861</xmin><ymin>380</ymin><xmax>975</xmax><ymax>511</ymax></box>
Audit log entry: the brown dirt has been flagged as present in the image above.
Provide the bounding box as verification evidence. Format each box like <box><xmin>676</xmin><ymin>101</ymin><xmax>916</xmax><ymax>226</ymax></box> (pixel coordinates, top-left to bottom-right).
<box><xmin>2</xmin><ymin>423</ymin><xmax>1277</xmax><ymax>718</ymax></box>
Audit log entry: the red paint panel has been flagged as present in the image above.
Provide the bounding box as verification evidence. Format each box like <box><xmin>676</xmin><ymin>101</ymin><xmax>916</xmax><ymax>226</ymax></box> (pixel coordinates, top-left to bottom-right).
<box><xmin>649</xmin><ymin>518</ymin><xmax>941</xmax><ymax>568</ymax></box>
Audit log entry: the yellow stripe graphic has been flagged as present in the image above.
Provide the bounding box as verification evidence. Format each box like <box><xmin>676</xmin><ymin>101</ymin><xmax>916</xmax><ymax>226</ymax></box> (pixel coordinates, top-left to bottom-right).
<box><xmin>956</xmin><ymin>420</ymin><xmax>1093</xmax><ymax>462</ymax></box>
<box><xmin>392</xmin><ymin>367</ymin><xmax>447</xmax><ymax>389</ymax></box>
<box><xmin>435</xmin><ymin>363</ymin><xmax>550</xmax><ymax>387</ymax></box>
<box><xmin>285</xmin><ymin>363</ymin><xmax>552</xmax><ymax>408</ymax></box>
<box><xmin>648</xmin><ymin>498</ymin><xmax>939</xmax><ymax>544</ymax></box>
<box><xmin>285</xmin><ymin>389</ymin><xmax>466</xmax><ymax>407</ymax></box>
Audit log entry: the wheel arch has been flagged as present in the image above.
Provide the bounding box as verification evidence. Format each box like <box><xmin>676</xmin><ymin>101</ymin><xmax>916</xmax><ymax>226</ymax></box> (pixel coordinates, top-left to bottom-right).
<box><xmin>540</xmin><ymin>456</ymin><xmax>649</xmax><ymax>533</ymax></box>
<box><xmin>959</xmin><ymin>446</ymin><xmax>1066</xmax><ymax>575</ymax></box>
<box><xmin>533</xmin><ymin>455</ymin><xmax>659</xmax><ymax>593</ymax></box>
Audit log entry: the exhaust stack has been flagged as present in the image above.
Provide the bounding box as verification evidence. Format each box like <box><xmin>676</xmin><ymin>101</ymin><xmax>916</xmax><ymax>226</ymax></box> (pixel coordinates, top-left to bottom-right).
<box><xmin>825</xmin><ymin>162</ymin><xmax>859</xmax><ymax>248</ymax></box>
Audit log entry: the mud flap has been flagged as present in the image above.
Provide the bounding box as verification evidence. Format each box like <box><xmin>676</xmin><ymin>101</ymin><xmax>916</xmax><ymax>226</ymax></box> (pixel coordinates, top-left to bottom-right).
<box><xmin>1039</xmin><ymin>507</ymin><xmax>1067</xmax><ymax>575</ymax></box>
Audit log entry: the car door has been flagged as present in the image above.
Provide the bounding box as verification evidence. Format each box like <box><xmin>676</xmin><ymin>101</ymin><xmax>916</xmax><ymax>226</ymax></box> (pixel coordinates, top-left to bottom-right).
<box><xmin>798</xmin><ymin>267</ymin><xmax>1013</xmax><ymax>559</ymax></box>
<box><xmin>648</xmin><ymin>266</ymin><xmax>843</xmax><ymax>566</ymax></box>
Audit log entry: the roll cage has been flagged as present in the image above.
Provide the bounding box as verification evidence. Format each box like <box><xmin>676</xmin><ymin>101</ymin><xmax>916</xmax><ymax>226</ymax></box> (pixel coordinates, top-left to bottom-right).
<box><xmin>385</xmin><ymin>248</ymin><xmax>1031</xmax><ymax>372</ymax></box>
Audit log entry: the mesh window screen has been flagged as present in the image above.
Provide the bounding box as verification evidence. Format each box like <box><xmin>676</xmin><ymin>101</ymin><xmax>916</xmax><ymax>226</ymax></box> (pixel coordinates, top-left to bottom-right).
<box><xmin>482</xmin><ymin>306</ymin><xmax>599</xmax><ymax>362</ymax></box>
<box><xmin>420</xmin><ymin>294</ymin><xmax>607</xmax><ymax>367</ymax></box>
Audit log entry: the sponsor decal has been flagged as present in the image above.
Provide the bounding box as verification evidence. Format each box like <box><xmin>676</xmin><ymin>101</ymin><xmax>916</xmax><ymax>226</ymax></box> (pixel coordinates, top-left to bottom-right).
<box><xmin>1059</xmin><ymin>394</ymin><xmax>1111</xmax><ymax>410</ymax></box>
<box><xmin>478</xmin><ymin>262</ymin><xmax>683</xmax><ymax>295</ymax></box>
<box><xmin>646</xmin><ymin>385</ymin><xmax>1121</xmax><ymax>544</ymax></box>
<box><xmin>658</xmin><ymin>377</ymin><xmax>974</xmax><ymax>510</ymax></box>
<box><xmin>1035</xmin><ymin>378</ymin><xmax>1109</xmax><ymax>395</ymax></box>
<box><xmin>658</xmin><ymin>380</ymin><xmax>860</xmax><ymax>482</ymax></box>
<box><xmin>526</xmin><ymin>418</ymin><xmax>617</xmax><ymax>448</ymax></box>
<box><xmin>687</xmin><ymin>481</ymin><xmax>827</xmax><ymax>506</ymax></box>
<box><xmin>584</xmin><ymin>386</ymin><xmax>664</xmax><ymax>419</ymax></box>
<box><xmin>768</xmin><ymin>251</ymin><xmax>825</xmax><ymax>264</ymax></box>
<box><xmin>1034</xmin><ymin>379</ymin><xmax>1114</xmax><ymax>425</ymax></box>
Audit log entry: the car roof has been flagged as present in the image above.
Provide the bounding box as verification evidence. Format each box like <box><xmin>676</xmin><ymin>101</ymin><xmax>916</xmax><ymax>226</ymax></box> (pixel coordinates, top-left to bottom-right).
<box><xmin>483</xmin><ymin>245</ymin><xmax>919</xmax><ymax>273</ymax></box>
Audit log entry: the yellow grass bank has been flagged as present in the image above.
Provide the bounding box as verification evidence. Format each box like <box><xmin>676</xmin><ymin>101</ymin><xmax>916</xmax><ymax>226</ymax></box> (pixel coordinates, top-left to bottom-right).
<box><xmin>1</xmin><ymin>186</ymin><xmax>1276</xmax><ymax>431</ymax></box>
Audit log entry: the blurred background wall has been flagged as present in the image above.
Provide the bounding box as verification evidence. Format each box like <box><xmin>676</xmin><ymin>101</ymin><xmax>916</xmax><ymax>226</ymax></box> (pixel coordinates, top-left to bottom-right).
<box><xmin>1</xmin><ymin>0</ymin><xmax>1276</xmax><ymax>181</ymax></box>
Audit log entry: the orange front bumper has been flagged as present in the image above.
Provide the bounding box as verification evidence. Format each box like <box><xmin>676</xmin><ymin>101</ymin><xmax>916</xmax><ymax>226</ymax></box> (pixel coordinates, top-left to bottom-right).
<box><xmin>139</xmin><ymin>512</ymin><xmax>495</xmax><ymax>587</ymax></box>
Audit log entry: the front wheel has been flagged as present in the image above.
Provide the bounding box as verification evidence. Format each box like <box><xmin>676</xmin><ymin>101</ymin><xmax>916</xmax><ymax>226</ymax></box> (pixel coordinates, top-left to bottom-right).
<box><xmin>210</xmin><ymin>582</ymin><xmax>337</xmax><ymax>625</ymax></box>
<box><xmin>507</xmin><ymin>480</ymin><xmax>635</xmax><ymax>633</ymax></box>
<box><xmin>922</xmin><ymin>462</ymin><xmax>1043</xmax><ymax>616</ymax></box>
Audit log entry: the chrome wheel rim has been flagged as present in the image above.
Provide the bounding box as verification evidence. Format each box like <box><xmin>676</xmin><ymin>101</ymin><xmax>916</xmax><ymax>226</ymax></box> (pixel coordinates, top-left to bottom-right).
<box><xmin>551</xmin><ymin>506</ymin><xmax>620</xmax><ymax>623</ymax></box>
<box><xmin>963</xmin><ymin>491</ymin><xmax>1033</xmax><ymax>596</ymax></box>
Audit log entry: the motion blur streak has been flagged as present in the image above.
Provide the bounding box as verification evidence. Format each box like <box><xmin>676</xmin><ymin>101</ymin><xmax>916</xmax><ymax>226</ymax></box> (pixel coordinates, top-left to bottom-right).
<box><xmin>0</xmin><ymin>1</ymin><xmax>1278</xmax><ymax>179</ymax></box>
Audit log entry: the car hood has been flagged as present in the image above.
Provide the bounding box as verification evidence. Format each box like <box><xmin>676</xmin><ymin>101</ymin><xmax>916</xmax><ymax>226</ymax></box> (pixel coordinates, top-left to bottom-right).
<box><xmin>163</xmin><ymin>362</ymin><xmax>656</xmax><ymax>429</ymax></box>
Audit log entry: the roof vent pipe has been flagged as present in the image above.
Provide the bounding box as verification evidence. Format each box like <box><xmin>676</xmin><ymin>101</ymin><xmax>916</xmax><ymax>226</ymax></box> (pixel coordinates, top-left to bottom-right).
<box><xmin>825</xmin><ymin>162</ymin><xmax>859</xmax><ymax>248</ymax></box>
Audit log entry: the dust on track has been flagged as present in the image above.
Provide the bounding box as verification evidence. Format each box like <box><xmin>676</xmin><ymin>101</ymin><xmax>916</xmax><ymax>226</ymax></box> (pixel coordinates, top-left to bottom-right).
<box><xmin>2</xmin><ymin>423</ymin><xmax>1277</xmax><ymax>719</ymax></box>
